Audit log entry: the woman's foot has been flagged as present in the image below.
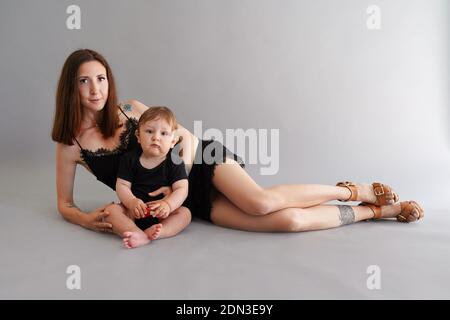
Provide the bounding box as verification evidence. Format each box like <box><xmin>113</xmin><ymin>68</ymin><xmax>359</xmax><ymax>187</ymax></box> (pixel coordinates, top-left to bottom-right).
<box><xmin>145</xmin><ymin>223</ymin><xmax>162</xmax><ymax>240</ymax></box>
<box><xmin>337</xmin><ymin>182</ymin><xmax>399</xmax><ymax>205</ymax></box>
<box><xmin>357</xmin><ymin>183</ymin><xmax>390</xmax><ymax>204</ymax></box>
<box><xmin>122</xmin><ymin>231</ymin><xmax>151</xmax><ymax>249</ymax></box>
<box><xmin>362</xmin><ymin>201</ymin><xmax>424</xmax><ymax>222</ymax></box>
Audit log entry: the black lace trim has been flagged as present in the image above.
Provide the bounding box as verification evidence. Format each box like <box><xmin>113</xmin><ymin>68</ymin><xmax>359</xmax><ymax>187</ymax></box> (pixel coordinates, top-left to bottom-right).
<box><xmin>80</xmin><ymin>118</ymin><xmax>138</xmax><ymax>159</ymax></box>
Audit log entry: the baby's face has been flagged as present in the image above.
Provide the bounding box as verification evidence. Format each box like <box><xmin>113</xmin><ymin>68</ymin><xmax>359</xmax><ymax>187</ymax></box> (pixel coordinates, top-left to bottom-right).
<box><xmin>137</xmin><ymin>118</ymin><xmax>176</xmax><ymax>158</ymax></box>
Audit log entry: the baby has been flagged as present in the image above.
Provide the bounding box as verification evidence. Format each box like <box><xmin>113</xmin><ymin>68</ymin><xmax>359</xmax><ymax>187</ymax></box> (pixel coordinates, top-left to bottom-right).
<box><xmin>115</xmin><ymin>106</ymin><xmax>191</xmax><ymax>248</ymax></box>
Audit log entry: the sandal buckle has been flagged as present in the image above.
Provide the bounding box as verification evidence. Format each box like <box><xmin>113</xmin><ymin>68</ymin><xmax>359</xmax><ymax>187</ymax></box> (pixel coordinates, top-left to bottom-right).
<box><xmin>374</xmin><ymin>185</ymin><xmax>385</xmax><ymax>196</ymax></box>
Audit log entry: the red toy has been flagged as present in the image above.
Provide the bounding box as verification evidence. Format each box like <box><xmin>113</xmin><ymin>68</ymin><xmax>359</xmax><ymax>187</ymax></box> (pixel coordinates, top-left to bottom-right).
<box><xmin>145</xmin><ymin>206</ymin><xmax>155</xmax><ymax>217</ymax></box>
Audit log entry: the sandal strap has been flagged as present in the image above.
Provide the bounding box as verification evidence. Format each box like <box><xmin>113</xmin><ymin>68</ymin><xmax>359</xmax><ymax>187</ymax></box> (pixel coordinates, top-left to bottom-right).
<box><xmin>336</xmin><ymin>181</ymin><xmax>358</xmax><ymax>201</ymax></box>
<box><xmin>397</xmin><ymin>201</ymin><xmax>421</xmax><ymax>223</ymax></box>
<box><xmin>359</xmin><ymin>203</ymin><xmax>382</xmax><ymax>219</ymax></box>
<box><xmin>372</xmin><ymin>182</ymin><xmax>395</xmax><ymax>206</ymax></box>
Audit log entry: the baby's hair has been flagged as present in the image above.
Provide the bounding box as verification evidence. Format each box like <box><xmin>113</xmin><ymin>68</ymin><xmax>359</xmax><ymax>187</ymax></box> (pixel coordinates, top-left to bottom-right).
<box><xmin>138</xmin><ymin>106</ymin><xmax>178</xmax><ymax>131</ymax></box>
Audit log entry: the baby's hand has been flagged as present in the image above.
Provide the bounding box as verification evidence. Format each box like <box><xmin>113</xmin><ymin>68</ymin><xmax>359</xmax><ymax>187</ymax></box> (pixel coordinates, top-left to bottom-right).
<box><xmin>147</xmin><ymin>200</ymin><xmax>171</xmax><ymax>219</ymax></box>
<box><xmin>128</xmin><ymin>198</ymin><xmax>147</xmax><ymax>218</ymax></box>
<box><xmin>145</xmin><ymin>206</ymin><xmax>156</xmax><ymax>218</ymax></box>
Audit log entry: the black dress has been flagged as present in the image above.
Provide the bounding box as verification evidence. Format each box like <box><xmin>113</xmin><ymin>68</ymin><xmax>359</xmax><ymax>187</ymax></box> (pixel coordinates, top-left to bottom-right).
<box><xmin>183</xmin><ymin>139</ymin><xmax>245</xmax><ymax>221</ymax></box>
<box><xmin>74</xmin><ymin>107</ymin><xmax>139</xmax><ymax>191</ymax></box>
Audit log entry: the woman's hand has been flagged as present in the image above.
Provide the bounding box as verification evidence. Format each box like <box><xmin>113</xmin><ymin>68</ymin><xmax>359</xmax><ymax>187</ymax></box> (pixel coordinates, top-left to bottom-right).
<box><xmin>146</xmin><ymin>186</ymin><xmax>173</xmax><ymax>217</ymax></box>
<box><xmin>82</xmin><ymin>205</ymin><xmax>113</xmax><ymax>233</ymax></box>
<box><xmin>147</xmin><ymin>186</ymin><xmax>173</xmax><ymax>200</ymax></box>
<box><xmin>148</xmin><ymin>200</ymin><xmax>171</xmax><ymax>219</ymax></box>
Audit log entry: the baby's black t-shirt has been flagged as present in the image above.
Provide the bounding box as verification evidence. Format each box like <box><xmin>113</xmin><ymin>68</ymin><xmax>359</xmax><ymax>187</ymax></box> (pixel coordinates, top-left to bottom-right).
<box><xmin>117</xmin><ymin>147</ymin><xmax>187</xmax><ymax>203</ymax></box>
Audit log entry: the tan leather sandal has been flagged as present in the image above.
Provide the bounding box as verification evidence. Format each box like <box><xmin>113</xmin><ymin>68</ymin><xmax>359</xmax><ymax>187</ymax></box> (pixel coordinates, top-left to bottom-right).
<box><xmin>359</xmin><ymin>201</ymin><xmax>424</xmax><ymax>222</ymax></box>
<box><xmin>336</xmin><ymin>181</ymin><xmax>399</xmax><ymax>205</ymax></box>
<box><xmin>396</xmin><ymin>201</ymin><xmax>424</xmax><ymax>223</ymax></box>
<box><xmin>336</xmin><ymin>181</ymin><xmax>359</xmax><ymax>201</ymax></box>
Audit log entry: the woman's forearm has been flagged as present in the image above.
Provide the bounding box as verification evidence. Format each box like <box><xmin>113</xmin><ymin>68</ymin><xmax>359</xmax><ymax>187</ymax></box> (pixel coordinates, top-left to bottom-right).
<box><xmin>165</xmin><ymin>187</ymin><xmax>188</xmax><ymax>212</ymax></box>
<box><xmin>58</xmin><ymin>201</ymin><xmax>87</xmax><ymax>227</ymax></box>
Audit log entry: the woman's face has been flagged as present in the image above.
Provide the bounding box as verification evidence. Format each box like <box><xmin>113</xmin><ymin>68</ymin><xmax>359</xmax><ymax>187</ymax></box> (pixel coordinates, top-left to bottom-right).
<box><xmin>77</xmin><ymin>60</ymin><xmax>109</xmax><ymax>112</ymax></box>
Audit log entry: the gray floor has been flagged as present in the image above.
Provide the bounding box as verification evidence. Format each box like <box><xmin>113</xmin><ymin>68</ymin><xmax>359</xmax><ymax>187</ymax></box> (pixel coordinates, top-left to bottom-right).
<box><xmin>1</xmin><ymin>163</ymin><xmax>450</xmax><ymax>300</ymax></box>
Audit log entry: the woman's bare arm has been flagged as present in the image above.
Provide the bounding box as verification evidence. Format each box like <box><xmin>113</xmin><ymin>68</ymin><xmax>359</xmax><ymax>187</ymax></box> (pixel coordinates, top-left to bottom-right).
<box><xmin>55</xmin><ymin>143</ymin><xmax>112</xmax><ymax>231</ymax></box>
<box><xmin>164</xmin><ymin>179</ymin><xmax>189</xmax><ymax>212</ymax></box>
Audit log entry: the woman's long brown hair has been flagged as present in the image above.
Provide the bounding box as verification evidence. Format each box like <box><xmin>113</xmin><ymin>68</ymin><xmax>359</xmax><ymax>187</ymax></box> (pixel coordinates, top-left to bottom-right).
<box><xmin>52</xmin><ymin>49</ymin><xmax>119</xmax><ymax>145</ymax></box>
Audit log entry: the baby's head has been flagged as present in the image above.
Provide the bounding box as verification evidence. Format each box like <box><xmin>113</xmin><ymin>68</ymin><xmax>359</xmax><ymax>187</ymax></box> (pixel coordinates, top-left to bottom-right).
<box><xmin>136</xmin><ymin>106</ymin><xmax>178</xmax><ymax>157</ymax></box>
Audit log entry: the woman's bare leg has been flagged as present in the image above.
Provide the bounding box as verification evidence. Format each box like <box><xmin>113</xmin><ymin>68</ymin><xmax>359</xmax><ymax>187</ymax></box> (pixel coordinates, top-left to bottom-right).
<box><xmin>210</xmin><ymin>194</ymin><xmax>408</xmax><ymax>232</ymax></box>
<box><xmin>212</xmin><ymin>159</ymin><xmax>382</xmax><ymax>215</ymax></box>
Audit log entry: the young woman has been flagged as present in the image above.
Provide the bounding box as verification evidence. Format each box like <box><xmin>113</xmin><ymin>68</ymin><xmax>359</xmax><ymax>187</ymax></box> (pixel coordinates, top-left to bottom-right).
<box><xmin>52</xmin><ymin>49</ymin><xmax>424</xmax><ymax>235</ymax></box>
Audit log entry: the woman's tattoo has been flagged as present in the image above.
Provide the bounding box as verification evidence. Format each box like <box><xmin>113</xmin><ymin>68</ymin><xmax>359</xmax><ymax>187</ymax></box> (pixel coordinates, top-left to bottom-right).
<box><xmin>337</xmin><ymin>205</ymin><xmax>355</xmax><ymax>225</ymax></box>
<box><xmin>123</xmin><ymin>104</ymin><xmax>132</xmax><ymax>112</ymax></box>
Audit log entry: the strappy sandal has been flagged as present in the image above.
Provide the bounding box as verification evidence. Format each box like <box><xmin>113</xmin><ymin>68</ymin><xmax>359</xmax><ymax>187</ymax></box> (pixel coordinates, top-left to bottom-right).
<box><xmin>336</xmin><ymin>181</ymin><xmax>399</xmax><ymax>205</ymax></box>
<box><xmin>359</xmin><ymin>201</ymin><xmax>424</xmax><ymax>222</ymax></box>
<box><xmin>396</xmin><ymin>201</ymin><xmax>424</xmax><ymax>223</ymax></box>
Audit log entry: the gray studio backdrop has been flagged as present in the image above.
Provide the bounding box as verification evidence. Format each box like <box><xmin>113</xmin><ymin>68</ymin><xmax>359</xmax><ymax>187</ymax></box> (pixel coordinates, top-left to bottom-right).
<box><xmin>1</xmin><ymin>0</ymin><xmax>449</xmax><ymax>209</ymax></box>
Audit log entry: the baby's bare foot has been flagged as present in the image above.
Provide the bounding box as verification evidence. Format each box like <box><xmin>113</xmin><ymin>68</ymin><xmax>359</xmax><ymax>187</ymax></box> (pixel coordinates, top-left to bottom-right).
<box><xmin>122</xmin><ymin>231</ymin><xmax>151</xmax><ymax>249</ymax></box>
<box><xmin>145</xmin><ymin>224</ymin><xmax>162</xmax><ymax>240</ymax></box>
